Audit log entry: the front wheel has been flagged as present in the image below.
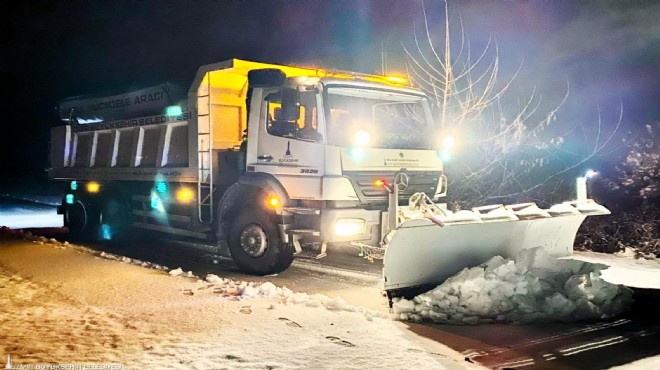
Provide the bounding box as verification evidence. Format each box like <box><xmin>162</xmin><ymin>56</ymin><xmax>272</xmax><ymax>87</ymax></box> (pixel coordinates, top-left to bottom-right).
<box><xmin>228</xmin><ymin>208</ymin><xmax>294</xmax><ymax>275</ymax></box>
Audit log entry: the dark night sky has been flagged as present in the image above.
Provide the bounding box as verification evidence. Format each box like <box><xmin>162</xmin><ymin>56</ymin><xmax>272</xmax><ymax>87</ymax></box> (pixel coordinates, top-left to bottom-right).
<box><xmin>1</xmin><ymin>0</ymin><xmax>658</xmax><ymax>182</ymax></box>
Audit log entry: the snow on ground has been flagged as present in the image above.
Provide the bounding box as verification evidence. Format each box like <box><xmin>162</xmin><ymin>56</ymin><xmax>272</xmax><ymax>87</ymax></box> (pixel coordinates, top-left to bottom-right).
<box><xmin>0</xmin><ymin>211</ymin><xmax>63</xmax><ymax>229</ymax></box>
<box><xmin>609</xmin><ymin>355</ymin><xmax>660</xmax><ymax>369</ymax></box>
<box><xmin>567</xmin><ymin>248</ymin><xmax>660</xmax><ymax>289</ymax></box>
<box><xmin>0</xmin><ymin>201</ymin><xmax>63</xmax><ymax>229</ymax></box>
<box><xmin>0</xmin><ymin>228</ymin><xmax>476</xmax><ymax>370</ymax></box>
<box><xmin>393</xmin><ymin>247</ymin><xmax>634</xmax><ymax>325</ymax></box>
<box><xmin>0</xmin><ymin>188</ymin><xmax>63</xmax><ymax>228</ymax></box>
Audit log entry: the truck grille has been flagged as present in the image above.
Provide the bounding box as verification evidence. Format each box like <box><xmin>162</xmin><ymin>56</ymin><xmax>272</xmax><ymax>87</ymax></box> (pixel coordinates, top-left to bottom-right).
<box><xmin>343</xmin><ymin>171</ymin><xmax>441</xmax><ymax>204</ymax></box>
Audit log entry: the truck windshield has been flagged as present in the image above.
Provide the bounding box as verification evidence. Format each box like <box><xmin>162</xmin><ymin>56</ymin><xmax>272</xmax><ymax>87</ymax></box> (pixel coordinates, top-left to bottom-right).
<box><xmin>325</xmin><ymin>87</ymin><xmax>434</xmax><ymax>149</ymax></box>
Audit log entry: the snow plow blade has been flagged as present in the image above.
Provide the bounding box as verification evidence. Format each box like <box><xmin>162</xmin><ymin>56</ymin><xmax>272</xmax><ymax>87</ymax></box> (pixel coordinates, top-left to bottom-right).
<box><xmin>383</xmin><ymin>200</ymin><xmax>610</xmax><ymax>299</ymax></box>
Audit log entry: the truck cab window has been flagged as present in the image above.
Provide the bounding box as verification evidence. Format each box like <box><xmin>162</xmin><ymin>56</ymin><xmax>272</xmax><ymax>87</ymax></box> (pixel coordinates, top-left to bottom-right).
<box><xmin>325</xmin><ymin>87</ymin><xmax>432</xmax><ymax>149</ymax></box>
<box><xmin>264</xmin><ymin>89</ymin><xmax>321</xmax><ymax>142</ymax></box>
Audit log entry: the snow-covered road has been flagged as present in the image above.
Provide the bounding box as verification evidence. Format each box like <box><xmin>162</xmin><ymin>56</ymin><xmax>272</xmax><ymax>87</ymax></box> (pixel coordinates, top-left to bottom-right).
<box><xmin>0</xmin><ymin>230</ymin><xmax>475</xmax><ymax>370</ymax></box>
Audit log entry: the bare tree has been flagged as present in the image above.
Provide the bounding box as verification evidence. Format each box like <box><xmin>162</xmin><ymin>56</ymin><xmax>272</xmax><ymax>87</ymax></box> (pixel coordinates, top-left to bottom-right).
<box><xmin>404</xmin><ymin>1</ymin><xmax>621</xmax><ymax>207</ymax></box>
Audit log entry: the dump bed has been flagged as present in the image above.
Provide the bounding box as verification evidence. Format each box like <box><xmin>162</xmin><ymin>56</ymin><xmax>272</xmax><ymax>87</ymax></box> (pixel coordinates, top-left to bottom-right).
<box><xmin>48</xmin><ymin>59</ymin><xmax>319</xmax><ymax>183</ymax></box>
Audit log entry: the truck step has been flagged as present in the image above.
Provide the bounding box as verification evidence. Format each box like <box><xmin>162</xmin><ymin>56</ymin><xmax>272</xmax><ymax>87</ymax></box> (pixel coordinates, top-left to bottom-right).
<box><xmin>287</xmin><ymin>229</ymin><xmax>321</xmax><ymax>237</ymax></box>
<box><xmin>293</xmin><ymin>250</ymin><xmax>327</xmax><ymax>259</ymax></box>
<box><xmin>283</xmin><ymin>207</ymin><xmax>320</xmax><ymax>215</ymax></box>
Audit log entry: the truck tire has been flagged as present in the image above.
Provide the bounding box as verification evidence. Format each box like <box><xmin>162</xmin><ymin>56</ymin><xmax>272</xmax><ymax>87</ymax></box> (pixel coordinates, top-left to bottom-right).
<box><xmin>65</xmin><ymin>199</ymin><xmax>89</xmax><ymax>239</ymax></box>
<box><xmin>98</xmin><ymin>199</ymin><xmax>132</xmax><ymax>245</ymax></box>
<box><xmin>228</xmin><ymin>208</ymin><xmax>294</xmax><ymax>275</ymax></box>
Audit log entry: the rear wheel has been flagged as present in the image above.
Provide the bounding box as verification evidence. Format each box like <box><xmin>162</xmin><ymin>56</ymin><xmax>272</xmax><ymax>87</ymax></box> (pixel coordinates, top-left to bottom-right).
<box><xmin>228</xmin><ymin>208</ymin><xmax>294</xmax><ymax>275</ymax></box>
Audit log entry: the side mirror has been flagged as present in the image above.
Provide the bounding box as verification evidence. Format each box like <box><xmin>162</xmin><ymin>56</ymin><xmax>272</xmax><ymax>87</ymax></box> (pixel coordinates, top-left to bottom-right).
<box><xmin>280</xmin><ymin>87</ymin><xmax>300</xmax><ymax>121</ymax></box>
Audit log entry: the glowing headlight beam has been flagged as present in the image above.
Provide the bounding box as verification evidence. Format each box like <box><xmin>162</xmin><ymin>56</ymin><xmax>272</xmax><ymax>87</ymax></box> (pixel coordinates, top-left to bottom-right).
<box><xmin>442</xmin><ymin>135</ymin><xmax>456</xmax><ymax>149</ymax></box>
<box><xmin>353</xmin><ymin>130</ymin><xmax>370</xmax><ymax>147</ymax></box>
<box><xmin>334</xmin><ymin>219</ymin><xmax>366</xmax><ymax>236</ymax></box>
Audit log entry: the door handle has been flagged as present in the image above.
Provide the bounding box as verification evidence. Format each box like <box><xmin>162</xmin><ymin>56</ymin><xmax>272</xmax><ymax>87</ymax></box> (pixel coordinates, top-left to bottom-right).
<box><xmin>257</xmin><ymin>154</ymin><xmax>273</xmax><ymax>161</ymax></box>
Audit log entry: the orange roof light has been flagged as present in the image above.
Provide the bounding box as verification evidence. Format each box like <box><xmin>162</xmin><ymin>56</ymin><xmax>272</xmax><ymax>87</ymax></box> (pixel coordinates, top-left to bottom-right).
<box><xmin>386</xmin><ymin>75</ymin><xmax>407</xmax><ymax>85</ymax></box>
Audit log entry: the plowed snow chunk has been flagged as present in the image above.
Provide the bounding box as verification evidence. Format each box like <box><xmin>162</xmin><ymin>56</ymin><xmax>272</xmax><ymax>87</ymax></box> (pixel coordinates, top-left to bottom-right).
<box><xmin>205</xmin><ymin>274</ymin><xmax>226</xmax><ymax>284</ymax></box>
<box><xmin>287</xmin><ymin>293</ymin><xmax>310</xmax><ymax>304</ymax></box>
<box><xmin>396</xmin><ymin>247</ymin><xmax>633</xmax><ymax>324</ymax></box>
<box><xmin>240</xmin><ymin>285</ymin><xmax>260</xmax><ymax>297</ymax></box>
<box><xmin>325</xmin><ymin>296</ymin><xmax>354</xmax><ymax>311</ymax></box>
<box><xmin>392</xmin><ymin>298</ymin><xmax>415</xmax><ymax>314</ymax></box>
<box><xmin>258</xmin><ymin>282</ymin><xmax>278</xmax><ymax>296</ymax></box>
<box><xmin>310</xmin><ymin>294</ymin><xmax>332</xmax><ymax>306</ymax></box>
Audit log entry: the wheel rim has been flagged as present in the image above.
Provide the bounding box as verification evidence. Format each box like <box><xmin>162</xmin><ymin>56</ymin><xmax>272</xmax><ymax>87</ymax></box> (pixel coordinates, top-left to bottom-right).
<box><xmin>239</xmin><ymin>223</ymin><xmax>268</xmax><ymax>257</ymax></box>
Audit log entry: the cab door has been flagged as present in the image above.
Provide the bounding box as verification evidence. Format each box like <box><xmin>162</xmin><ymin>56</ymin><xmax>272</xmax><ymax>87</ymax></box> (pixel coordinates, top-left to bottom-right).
<box><xmin>252</xmin><ymin>88</ymin><xmax>325</xmax><ymax>200</ymax></box>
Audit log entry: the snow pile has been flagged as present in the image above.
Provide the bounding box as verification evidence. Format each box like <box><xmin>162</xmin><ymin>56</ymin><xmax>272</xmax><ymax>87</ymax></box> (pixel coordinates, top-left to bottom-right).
<box><xmin>393</xmin><ymin>247</ymin><xmax>633</xmax><ymax>324</ymax></box>
<box><xmin>203</xmin><ymin>274</ymin><xmax>387</xmax><ymax>319</ymax></box>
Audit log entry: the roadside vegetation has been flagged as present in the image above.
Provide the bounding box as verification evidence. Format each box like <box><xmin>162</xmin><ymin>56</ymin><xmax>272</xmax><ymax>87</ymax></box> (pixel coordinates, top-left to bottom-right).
<box><xmin>405</xmin><ymin>2</ymin><xmax>658</xmax><ymax>257</ymax></box>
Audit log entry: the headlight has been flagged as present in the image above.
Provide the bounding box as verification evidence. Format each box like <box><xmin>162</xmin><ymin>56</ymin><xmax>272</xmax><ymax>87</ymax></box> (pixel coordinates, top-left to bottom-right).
<box><xmin>352</xmin><ymin>130</ymin><xmax>370</xmax><ymax>147</ymax></box>
<box><xmin>442</xmin><ymin>135</ymin><xmax>455</xmax><ymax>149</ymax></box>
<box><xmin>334</xmin><ymin>219</ymin><xmax>366</xmax><ymax>236</ymax></box>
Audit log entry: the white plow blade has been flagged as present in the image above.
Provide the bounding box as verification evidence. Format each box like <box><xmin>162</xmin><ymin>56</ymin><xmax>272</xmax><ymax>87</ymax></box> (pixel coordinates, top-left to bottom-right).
<box><xmin>383</xmin><ymin>201</ymin><xmax>609</xmax><ymax>293</ymax></box>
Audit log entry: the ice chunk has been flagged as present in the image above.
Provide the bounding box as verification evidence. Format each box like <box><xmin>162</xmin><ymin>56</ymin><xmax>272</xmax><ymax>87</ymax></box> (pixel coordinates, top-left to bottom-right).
<box><xmin>392</xmin><ymin>298</ymin><xmax>416</xmax><ymax>314</ymax></box>
<box><xmin>543</xmin><ymin>293</ymin><xmax>575</xmax><ymax>317</ymax></box>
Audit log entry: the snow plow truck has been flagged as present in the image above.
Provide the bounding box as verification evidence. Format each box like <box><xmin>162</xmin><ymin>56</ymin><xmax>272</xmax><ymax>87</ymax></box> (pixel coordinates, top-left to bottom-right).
<box><xmin>48</xmin><ymin>59</ymin><xmax>610</xmax><ymax>301</ymax></box>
